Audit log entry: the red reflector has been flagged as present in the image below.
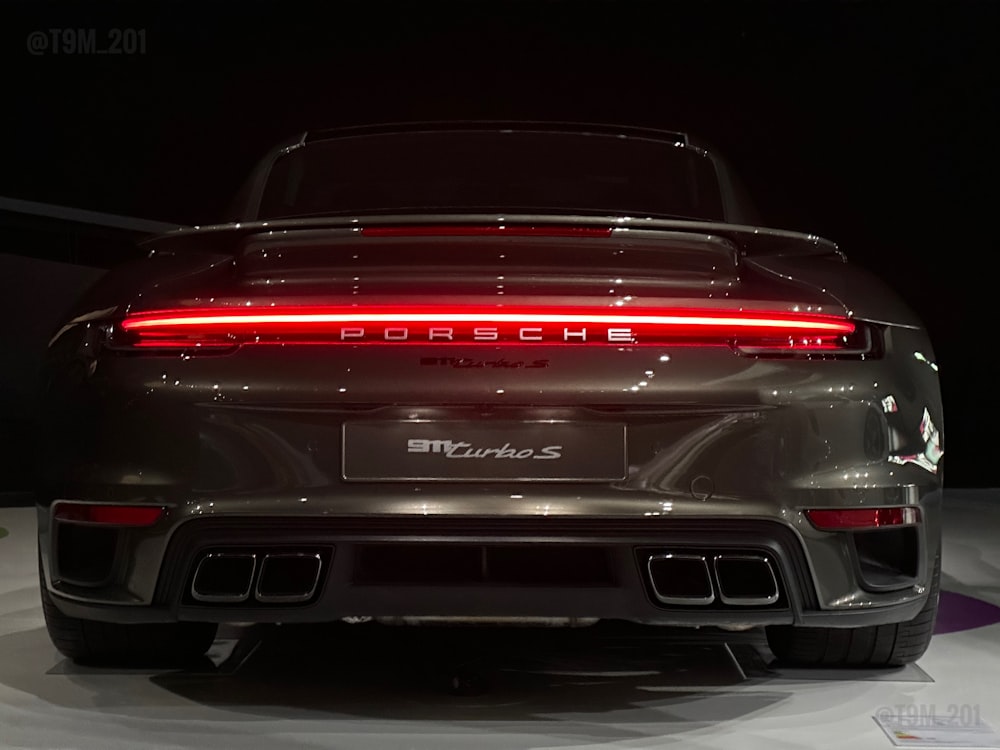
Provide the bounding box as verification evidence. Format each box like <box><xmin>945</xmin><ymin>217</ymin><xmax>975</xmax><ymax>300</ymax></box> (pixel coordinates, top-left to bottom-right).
<box><xmin>117</xmin><ymin>305</ymin><xmax>857</xmax><ymax>351</ymax></box>
<box><xmin>806</xmin><ymin>507</ymin><xmax>921</xmax><ymax>530</ymax></box>
<box><xmin>360</xmin><ymin>225</ymin><xmax>613</xmax><ymax>238</ymax></box>
<box><xmin>53</xmin><ymin>503</ymin><xmax>165</xmax><ymax>527</ymax></box>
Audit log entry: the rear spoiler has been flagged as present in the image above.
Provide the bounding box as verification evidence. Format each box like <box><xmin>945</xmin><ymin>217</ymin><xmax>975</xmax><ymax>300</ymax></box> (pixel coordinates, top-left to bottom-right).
<box><xmin>144</xmin><ymin>213</ymin><xmax>842</xmax><ymax>260</ymax></box>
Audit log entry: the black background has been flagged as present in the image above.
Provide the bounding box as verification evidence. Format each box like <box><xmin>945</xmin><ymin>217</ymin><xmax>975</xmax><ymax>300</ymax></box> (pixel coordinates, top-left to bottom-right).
<box><xmin>2</xmin><ymin>2</ymin><xmax>997</xmax><ymax>485</ymax></box>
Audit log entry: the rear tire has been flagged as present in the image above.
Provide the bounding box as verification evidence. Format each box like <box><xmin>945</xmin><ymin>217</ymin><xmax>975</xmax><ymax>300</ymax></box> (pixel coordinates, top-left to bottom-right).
<box><xmin>765</xmin><ymin>555</ymin><xmax>940</xmax><ymax>668</ymax></box>
<box><xmin>40</xmin><ymin>560</ymin><xmax>217</xmax><ymax>667</ymax></box>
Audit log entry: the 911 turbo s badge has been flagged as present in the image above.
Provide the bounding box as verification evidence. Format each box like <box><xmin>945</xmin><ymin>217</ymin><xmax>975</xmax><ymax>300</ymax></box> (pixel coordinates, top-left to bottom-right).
<box><xmin>407</xmin><ymin>439</ymin><xmax>562</xmax><ymax>460</ymax></box>
<box><xmin>342</xmin><ymin>421</ymin><xmax>627</xmax><ymax>481</ymax></box>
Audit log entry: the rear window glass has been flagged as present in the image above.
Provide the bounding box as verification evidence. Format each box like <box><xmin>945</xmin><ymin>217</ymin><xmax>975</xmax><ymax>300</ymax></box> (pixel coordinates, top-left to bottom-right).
<box><xmin>258</xmin><ymin>131</ymin><xmax>725</xmax><ymax>221</ymax></box>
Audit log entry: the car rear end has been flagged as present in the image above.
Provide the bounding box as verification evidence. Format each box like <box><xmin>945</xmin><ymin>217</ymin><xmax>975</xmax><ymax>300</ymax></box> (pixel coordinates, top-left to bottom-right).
<box><xmin>37</xmin><ymin>221</ymin><xmax>943</xmax><ymax>643</ymax></box>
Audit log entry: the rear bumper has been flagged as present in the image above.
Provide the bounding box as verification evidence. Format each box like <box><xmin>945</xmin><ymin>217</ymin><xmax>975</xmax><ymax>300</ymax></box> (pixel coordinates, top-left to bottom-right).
<box><xmin>40</xmin><ymin>503</ymin><xmax>939</xmax><ymax>629</ymax></box>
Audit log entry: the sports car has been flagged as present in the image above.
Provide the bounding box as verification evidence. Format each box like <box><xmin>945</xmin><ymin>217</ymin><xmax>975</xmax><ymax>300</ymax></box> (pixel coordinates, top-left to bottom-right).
<box><xmin>36</xmin><ymin>123</ymin><xmax>944</xmax><ymax>667</ymax></box>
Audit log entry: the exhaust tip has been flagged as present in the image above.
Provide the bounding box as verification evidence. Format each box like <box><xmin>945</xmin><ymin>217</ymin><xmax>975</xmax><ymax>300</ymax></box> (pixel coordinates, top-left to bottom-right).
<box><xmin>255</xmin><ymin>553</ymin><xmax>323</xmax><ymax>603</ymax></box>
<box><xmin>713</xmin><ymin>554</ymin><xmax>779</xmax><ymax>605</ymax></box>
<box><xmin>191</xmin><ymin>553</ymin><xmax>256</xmax><ymax>603</ymax></box>
<box><xmin>646</xmin><ymin>553</ymin><xmax>715</xmax><ymax>605</ymax></box>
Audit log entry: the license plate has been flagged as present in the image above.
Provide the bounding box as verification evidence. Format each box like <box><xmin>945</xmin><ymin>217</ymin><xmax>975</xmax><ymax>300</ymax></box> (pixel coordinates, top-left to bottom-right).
<box><xmin>342</xmin><ymin>421</ymin><xmax>627</xmax><ymax>481</ymax></box>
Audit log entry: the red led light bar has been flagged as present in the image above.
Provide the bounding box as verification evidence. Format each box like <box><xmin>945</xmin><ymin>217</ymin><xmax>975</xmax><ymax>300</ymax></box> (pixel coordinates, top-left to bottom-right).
<box><xmin>806</xmin><ymin>507</ymin><xmax>921</xmax><ymax>531</ymax></box>
<box><xmin>53</xmin><ymin>502</ymin><xmax>165</xmax><ymax>527</ymax></box>
<box><xmin>360</xmin><ymin>225</ymin><xmax>614</xmax><ymax>238</ymax></box>
<box><xmin>116</xmin><ymin>305</ymin><xmax>857</xmax><ymax>351</ymax></box>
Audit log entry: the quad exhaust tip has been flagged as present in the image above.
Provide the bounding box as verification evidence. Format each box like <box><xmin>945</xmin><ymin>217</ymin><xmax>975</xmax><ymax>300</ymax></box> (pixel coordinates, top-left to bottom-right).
<box><xmin>255</xmin><ymin>553</ymin><xmax>323</xmax><ymax>603</ymax></box>
<box><xmin>647</xmin><ymin>553</ymin><xmax>715</xmax><ymax>605</ymax></box>
<box><xmin>713</xmin><ymin>554</ymin><xmax>779</xmax><ymax>606</ymax></box>
<box><xmin>646</xmin><ymin>551</ymin><xmax>780</xmax><ymax>607</ymax></box>
<box><xmin>190</xmin><ymin>551</ymin><xmax>323</xmax><ymax>604</ymax></box>
<box><xmin>191</xmin><ymin>552</ymin><xmax>257</xmax><ymax>603</ymax></box>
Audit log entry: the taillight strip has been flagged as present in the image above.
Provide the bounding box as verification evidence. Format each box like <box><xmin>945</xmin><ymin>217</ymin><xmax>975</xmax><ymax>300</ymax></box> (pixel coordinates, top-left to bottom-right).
<box><xmin>121</xmin><ymin>307</ymin><xmax>854</xmax><ymax>333</ymax></box>
<box><xmin>116</xmin><ymin>305</ymin><xmax>858</xmax><ymax>350</ymax></box>
<box><xmin>360</xmin><ymin>225</ymin><xmax>614</xmax><ymax>238</ymax></box>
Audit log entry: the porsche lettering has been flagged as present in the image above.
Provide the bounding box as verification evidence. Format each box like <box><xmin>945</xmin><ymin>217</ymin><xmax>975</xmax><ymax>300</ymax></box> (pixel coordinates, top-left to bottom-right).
<box><xmin>336</xmin><ymin>326</ymin><xmax>636</xmax><ymax>343</ymax></box>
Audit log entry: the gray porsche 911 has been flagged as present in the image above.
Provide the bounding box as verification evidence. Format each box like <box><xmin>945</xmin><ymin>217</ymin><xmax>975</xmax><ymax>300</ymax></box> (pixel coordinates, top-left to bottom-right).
<box><xmin>36</xmin><ymin>123</ymin><xmax>943</xmax><ymax>667</ymax></box>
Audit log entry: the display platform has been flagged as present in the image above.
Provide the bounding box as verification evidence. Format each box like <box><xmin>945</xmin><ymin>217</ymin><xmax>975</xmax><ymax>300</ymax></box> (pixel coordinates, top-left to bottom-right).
<box><xmin>1</xmin><ymin>491</ymin><xmax>997</xmax><ymax>750</ymax></box>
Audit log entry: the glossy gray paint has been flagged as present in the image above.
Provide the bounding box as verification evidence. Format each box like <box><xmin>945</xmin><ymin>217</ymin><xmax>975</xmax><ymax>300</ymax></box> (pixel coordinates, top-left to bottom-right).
<box><xmin>37</xmin><ymin>225</ymin><xmax>942</xmax><ymax>622</ymax></box>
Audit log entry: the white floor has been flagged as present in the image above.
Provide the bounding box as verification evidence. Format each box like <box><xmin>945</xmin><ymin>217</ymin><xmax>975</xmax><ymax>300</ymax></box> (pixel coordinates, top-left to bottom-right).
<box><xmin>1</xmin><ymin>492</ymin><xmax>998</xmax><ymax>750</ymax></box>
